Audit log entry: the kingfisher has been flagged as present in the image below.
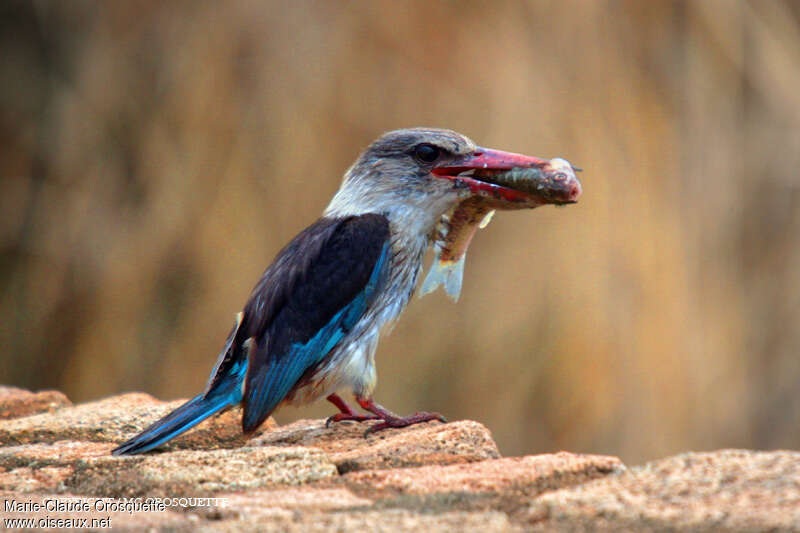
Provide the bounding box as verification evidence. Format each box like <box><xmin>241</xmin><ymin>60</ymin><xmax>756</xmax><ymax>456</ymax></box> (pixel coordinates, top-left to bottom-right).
<box><xmin>112</xmin><ymin>128</ymin><xmax>581</xmax><ymax>455</ymax></box>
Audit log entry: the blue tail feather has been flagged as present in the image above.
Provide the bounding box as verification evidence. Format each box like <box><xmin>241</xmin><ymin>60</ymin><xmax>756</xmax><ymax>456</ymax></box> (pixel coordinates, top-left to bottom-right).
<box><xmin>111</xmin><ymin>391</ymin><xmax>235</xmax><ymax>456</ymax></box>
<box><xmin>113</xmin><ymin>345</ymin><xmax>247</xmax><ymax>456</ymax></box>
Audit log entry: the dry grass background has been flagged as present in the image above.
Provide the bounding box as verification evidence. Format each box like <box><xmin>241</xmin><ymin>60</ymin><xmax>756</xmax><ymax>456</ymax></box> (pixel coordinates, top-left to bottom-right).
<box><xmin>1</xmin><ymin>0</ymin><xmax>798</xmax><ymax>464</ymax></box>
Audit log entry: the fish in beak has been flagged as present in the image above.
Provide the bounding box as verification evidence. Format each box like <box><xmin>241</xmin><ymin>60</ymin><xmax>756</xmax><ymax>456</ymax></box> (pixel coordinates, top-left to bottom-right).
<box><xmin>422</xmin><ymin>147</ymin><xmax>583</xmax><ymax>301</ymax></box>
<box><xmin>432</xmin><ymin>148</ymin><xmax>582</xmax><ymax>206</ymax></box>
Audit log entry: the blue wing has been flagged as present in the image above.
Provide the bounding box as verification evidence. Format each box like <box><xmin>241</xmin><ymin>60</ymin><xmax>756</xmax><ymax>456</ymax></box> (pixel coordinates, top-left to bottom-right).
<box><xmin>240</xmin><ymin>213</ymin><xmax>391</xmax><ymax>432</ymax></box>
<box><xmin>112</xmin><ymin>213</ymin><xmax>390</xmax><ymax>455</ymax></box>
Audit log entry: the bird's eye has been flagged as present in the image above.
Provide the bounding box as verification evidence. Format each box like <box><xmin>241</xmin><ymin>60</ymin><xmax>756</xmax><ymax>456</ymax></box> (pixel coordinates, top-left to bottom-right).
<box><xmin>414</xmin><ymin>144</ymin><xmax>440</xmax><ymax>163</ymax></box>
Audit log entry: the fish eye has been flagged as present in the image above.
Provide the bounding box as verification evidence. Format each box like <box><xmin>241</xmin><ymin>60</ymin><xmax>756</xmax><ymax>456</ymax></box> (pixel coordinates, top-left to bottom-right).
<box><xmin>413</xmin><ymin>144</ymin><xmax>441</xmax><ymax>164</ymax></box>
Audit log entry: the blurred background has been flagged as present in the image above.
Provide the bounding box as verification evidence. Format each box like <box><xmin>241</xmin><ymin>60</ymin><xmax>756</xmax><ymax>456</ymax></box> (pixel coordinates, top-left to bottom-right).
<box><xmin>1</xmin><ymin>0</ymin><xmax>799</xmax><ymax>465</ymax></box>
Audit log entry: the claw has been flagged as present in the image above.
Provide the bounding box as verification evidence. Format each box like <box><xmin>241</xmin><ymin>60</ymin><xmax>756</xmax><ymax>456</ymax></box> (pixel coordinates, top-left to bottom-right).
<box><xmin>324</xmin><ymin>393</ymin><xmax>384</xmax><ymax>427</ymax></box>
<box><xmin>363</xmin><ymin>411</ymin><xmax>447</xmax><ymax>437</ymax></box>
<box><xmin>330</xmin><ymin>395</ymin><xmax>447</xmax><ymax>437</ymax></box>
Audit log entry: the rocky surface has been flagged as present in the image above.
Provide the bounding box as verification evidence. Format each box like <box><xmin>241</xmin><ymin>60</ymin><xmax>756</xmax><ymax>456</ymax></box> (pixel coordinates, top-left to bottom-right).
<box><xmin>254</xmin><ymin>417</ymin><xmax>500</xmax><ymax>473</ymax></box>
<box><xmin>0</xmin><ymin>386</ymin><xmax>70</xmax><ymax>420</ymax></box>
<box><xmin>0</xmin><ymin>387</ymin><xmax>798</xmax><ymax>531</ymax></box>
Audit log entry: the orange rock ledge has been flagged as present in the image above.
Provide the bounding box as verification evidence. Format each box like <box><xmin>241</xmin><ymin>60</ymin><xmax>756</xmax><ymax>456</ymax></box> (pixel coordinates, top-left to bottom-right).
<box><xmin>0</xmin><ymin>387</ymin><xmax>797</xmax><ymax>532</ymax></box>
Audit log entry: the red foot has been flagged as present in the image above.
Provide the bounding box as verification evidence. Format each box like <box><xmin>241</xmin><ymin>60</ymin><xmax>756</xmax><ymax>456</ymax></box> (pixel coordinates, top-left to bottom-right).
<box><xmin>325</xmin><ymin>394</ymin><xmax>446</xmax><ymax>434</ymax></box>
<box><xmin>355</xmin><ymin>396</ymin><xmax>446</xmax><ymax>437</ymax></box>
<box><xmin>325</xmin><ymin>393</ymin><xmax>380</xmax><ymax>427</ymax></box>
<box><xmin>363</xmin><ymin>411</ymin><xmax>447</xmax><ymax>436</ymax></box>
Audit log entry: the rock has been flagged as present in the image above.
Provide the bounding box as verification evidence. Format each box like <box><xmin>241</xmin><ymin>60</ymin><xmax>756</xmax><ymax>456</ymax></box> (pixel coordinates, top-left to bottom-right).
<box><xmin>0</xmin><ymin>393</ymin><xmax>275</xmax><ymax>450</ymax></box>
<box><xmin>69</xmin><ymin>446</ymin><xmax>339</xmax><ymax>498</ymax></box>
<box><xmin>253</xmin><ymin>418</ymin><xmax>500</xmax><ymax>473</ymax></box>
<box><xmin>343</xmin><ymin>452</ymin><xmax>624</xmax><ymax>498</ymax></box>
<box><xmin>0</xmin><ymin>491</ymin><xmax>191</xmax><ymax>531</ymax></box>
<box><xmin>215</xmin><ymin>487</ymin><xmax>374</xmax><ymax>514</ymax></box>
<box><xmin>0</xmin><ymin>440</ymin><xmax>338</xmax><ymax>498</ymax></box>
<box><xmin>1</xmin><ymin>440</ymin><xmax>115</xmax><ymax>467</ymax></box>
<box><xmin>0</xmin><ymin>386</ymin><xmax>70</xmax><ymax>420</ymax></box>
<box><xmin>1</xmin><ymin>387</ymin><xmax>798</xmax><ymax>532</ymax></box>
<box><xmin>195</xmin><ymin>509</ymin><xmax>516</xmax><ymax>533</ymax></box>
<box><xmin>31</xmin><ymin>508</ymin><xmax>511</xmax><ymax>533</ymax></box>
<box><xmin>195</xmin><ymin>486</ymin><xmax>376</xmax><ymax>525</ymax></box>
<box><xmin>0</xmin><ymin>441</ymin><xmax>113</xmax><ymax>492</ymax></box>
<box><xmin>0</xmin><ymin>466</ymin><xmax>74</xmax><ymax>493</ymax></box>
<box><xmin>526</xmin><ymin>449</ymin><xmax>800</xmax><ymax>531</ymax></box>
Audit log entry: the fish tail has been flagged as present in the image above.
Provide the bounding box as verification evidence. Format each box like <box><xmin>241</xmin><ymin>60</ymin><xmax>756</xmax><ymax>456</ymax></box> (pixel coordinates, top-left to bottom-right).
<box><xmin>419</xmin><ymin>254</ymin><xmax>465</xmax><ymax>302</ymax></box>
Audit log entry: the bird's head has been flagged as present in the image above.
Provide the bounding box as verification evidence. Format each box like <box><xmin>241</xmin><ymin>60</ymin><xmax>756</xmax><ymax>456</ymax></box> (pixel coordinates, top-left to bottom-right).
<box><xmin>325</xmin><ymin>128</ymin><xmax>581</xmax><ymax>230</ymax></box>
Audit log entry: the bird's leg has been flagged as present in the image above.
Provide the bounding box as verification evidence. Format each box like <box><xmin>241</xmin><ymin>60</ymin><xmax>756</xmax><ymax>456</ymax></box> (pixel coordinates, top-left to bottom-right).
<box><xmin>325</xmin><ymin>393</ymin><xmax>381</xmax><ymax>427</ymax></box>
<box><xmin>356</xmin><ymin>396</ymin><xmax>446</xmax><ymax>436</ymax></box>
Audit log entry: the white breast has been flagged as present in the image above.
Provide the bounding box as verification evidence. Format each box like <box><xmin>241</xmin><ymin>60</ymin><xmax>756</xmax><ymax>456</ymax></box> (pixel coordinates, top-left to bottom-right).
<box><xmin>285</xmin><ymin>177</ymin><xmax>466</xmax><ymax>405</ymax></box>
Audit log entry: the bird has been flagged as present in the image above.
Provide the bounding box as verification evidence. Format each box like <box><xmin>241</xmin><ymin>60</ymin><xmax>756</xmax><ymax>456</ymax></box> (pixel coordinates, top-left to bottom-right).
<box><xmin>112</xmin><ymin>128</ymin><xmax>581</xmax><ymax>455</ymax></box>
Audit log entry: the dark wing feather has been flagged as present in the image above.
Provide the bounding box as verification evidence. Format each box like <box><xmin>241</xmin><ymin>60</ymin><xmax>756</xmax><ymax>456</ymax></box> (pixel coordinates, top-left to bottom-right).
<box><xmin>203</xmin><ymin>216</ymin><xmax>349</xmax><ymax>397</ymax></box>
<box><xmin>239</xmin><ymin>213</ymin><xmax>391</xmax><ymax>432</ymax></box>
